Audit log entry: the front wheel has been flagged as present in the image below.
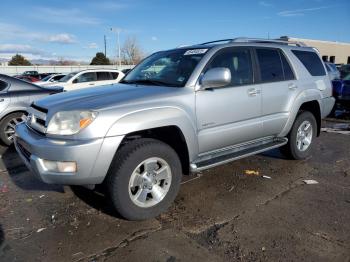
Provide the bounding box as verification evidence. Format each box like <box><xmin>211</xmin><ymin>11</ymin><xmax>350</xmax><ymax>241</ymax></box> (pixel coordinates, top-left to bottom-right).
<box><xmin>106</xmin><ymin>138</ymin><xmax>182</xmax><ymax>220</ymax></box>
<box><xmin>281</xmin><ymin>111</ymin><xmax>317</xmax><ymax>160</ymax></box>
<box><xmin>0</xmin><ymin>112</ymin><xmax>26</xmax><ymax>146</ymax></box>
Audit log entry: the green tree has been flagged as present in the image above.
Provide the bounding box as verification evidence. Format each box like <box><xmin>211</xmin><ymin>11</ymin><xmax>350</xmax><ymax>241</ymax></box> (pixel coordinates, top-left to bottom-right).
<box><xmin>8</xmin><ymin>54</ymin><xmax>31</xmax><ymax>66</ymax></box>
<box><xmin>90</xmin><ymin>52</ymin><xmax>110</xmax><ymax>65</ymax></box>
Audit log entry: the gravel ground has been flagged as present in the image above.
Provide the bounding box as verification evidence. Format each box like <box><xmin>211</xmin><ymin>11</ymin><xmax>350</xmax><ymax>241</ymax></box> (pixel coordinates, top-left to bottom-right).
<box><xmin>0</xmin><ymin>128</ymin><xmax>349</xmax><ymax>262</ymax></box>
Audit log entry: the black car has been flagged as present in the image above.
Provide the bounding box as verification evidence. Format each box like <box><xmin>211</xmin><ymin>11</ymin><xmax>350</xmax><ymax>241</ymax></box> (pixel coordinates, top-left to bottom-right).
<box><xmin>0</xmin><ymin>74</ymin><xmax>63</xmax><ymax>145</ymax></box>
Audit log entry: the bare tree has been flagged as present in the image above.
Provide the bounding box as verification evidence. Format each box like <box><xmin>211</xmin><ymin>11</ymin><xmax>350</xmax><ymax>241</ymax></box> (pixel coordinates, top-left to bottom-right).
<box><xmin>121</xmin><ymin>36</ymin><xmax>144</xmax><ymax>65</ymax></box>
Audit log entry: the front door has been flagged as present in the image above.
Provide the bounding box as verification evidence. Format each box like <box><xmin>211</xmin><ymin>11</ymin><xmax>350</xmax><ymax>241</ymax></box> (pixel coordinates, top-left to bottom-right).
<box><xmin>68</xmin><ymin>72</ymin><xmax>98</xmax><ymax>91</ymax></box>
<box><xmin>195</xmin><ymin>47</ymin><xmax>263</xmax><ymax>154</ymax></box>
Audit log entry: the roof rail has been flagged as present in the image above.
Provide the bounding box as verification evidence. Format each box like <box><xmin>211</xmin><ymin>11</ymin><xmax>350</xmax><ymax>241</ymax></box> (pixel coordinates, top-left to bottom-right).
<box><xmin>200</xmin><ymin>39</ymin><xmax>235</xmax><ymax>45</ymax></box>
<box><xmin>198</xmin><ymin>37</ymin><xmax>307</xmax><ymax>47</ymax></box>
<box><xmin>231</xmin><ymin>37</ymin><xmax>307</xmax><ymax>47</ymax></box>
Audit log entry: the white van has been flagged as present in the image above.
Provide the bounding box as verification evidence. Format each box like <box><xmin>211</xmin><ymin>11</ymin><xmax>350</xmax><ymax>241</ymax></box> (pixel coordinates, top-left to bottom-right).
<box><xmin>45</xmin><ymin>69</ymin><xmax>125</xmax><ymax>91</ymax></box>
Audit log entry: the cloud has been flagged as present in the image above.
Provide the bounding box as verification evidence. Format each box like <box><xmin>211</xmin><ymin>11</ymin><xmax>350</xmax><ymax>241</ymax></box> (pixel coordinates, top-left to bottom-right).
<box><xmin>33</xmin><ymin>7</ymin><xmax>100</xmax><ymax>25</ymax></box>
<box><xmin>278</xmin><ymin>6</ymin><xmax>331</xmax><ymax>17</ymax></box>
<box><xmin>151</xmin><ymin>36</ymin><xmax>158</xmax><ymax>41</ymax></box>
<box><xmin>0</xmin><ymin>44</ymin><xmax>44</xmax><ymax>55</ymax></box>
<box><xmin>45</xmin><ymin>34</ymin><xmax>77</xmax><ymax>44</ymax></box>
<box><xmin>0</xmin><ymin>44</ymin><xmax>55</xmax><ymax>61</ymax></box>
<box><xmin>259</xmin><ymin>1</ymin><xmax>273</xmax><ymax>7</ymax></box>
<box><xmin>0</xmin><ymin>22</ymin><xmax>77</xmax><ymax>44</ymax></box>
<box><xmin>85</xmin><ymin>43</ymin><xmax>98</xmax><ymax>49</ymax></box>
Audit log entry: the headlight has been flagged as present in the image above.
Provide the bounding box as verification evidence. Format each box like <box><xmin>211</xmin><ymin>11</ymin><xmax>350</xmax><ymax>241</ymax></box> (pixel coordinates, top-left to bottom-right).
<box><xmin>46</xmin><ymin>111</ymin><xmax>97</xmax><ymax>135</ymax></box>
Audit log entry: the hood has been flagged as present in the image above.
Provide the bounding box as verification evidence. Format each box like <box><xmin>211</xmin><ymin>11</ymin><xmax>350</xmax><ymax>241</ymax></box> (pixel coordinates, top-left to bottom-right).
<box><xmin>34</xmin><ymin>83</ymin><xmax>184</xmax><ymax>112</ymax></box>
<box><xmin>40</xmin><ymin>85</ymin><xmax>64</xmax><ymax>93</ymax></box>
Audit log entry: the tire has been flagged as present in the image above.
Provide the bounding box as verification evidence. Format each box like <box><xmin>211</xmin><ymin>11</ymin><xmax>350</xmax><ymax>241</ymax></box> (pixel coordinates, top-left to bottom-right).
<box><xmin>281</xmin><ymin>111</ymin><xmax>317</xmax><ymax>160</ymax></box>
<box><xmin>106</xmin><ymin>138</ymin><xmax>182</xmax><ymax>220</ymax></box>
<box><xmin>0</xmin><ymin>112</ymin><xmax>25</xmax><ymax>146</ymax></box>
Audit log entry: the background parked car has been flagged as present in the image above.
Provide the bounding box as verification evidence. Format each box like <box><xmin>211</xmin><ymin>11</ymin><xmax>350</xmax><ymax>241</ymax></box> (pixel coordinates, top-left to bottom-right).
<box><xmin>22</xmin><ymin>70</ymin><xmax>39</xmax><ymax>77</ymax></box>
<box><xmin>339</xmin><ymin>64</ymin><xmax>350</xmax><ymax>79</ymax></box>
<box><xmin>325</xmin><ymin>62</ymin><xmax>340</xmax><ymax>80</ymax></box>
<box><xmin>15</xmin><ymin>75</ymin><xmax>40</xmax><ymax>83</ymax></box>
<box><xmin>0</xmin><ymin>74</ymin><xmax>63</xmax><ymax>145</ymax></box>
<box><xmin>35</xmin><ymin>74</ymin><xmax>66</xmax><ymax>86</ymax></box>
<box><xmin>44</xmin><ymin>69</ymin><xmax>125</xmax><ymax>91</ymax></box>
<box><xmin>332</xmin><ymin>74</ymin><xmax>350</xmax><ymax>112</ymax></box>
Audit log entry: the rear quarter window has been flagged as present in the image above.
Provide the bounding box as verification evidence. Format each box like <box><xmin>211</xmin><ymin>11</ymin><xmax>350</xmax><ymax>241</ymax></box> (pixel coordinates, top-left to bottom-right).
<box><xmin>292</xmin><ymin>50</ymin><xmax>326</xmax><ymax>76</ymax></box>
<box><xmin>0</xmin><ymin>80</ymin><xmax>8</xmax><ymax>91</ymax></box>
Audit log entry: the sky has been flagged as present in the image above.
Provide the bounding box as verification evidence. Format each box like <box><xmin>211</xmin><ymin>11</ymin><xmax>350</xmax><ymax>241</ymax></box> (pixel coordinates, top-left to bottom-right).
<box><xmin>0</xmin><ymin>0</ymin><xmax>349</xmax><ymax>62</ymax></box>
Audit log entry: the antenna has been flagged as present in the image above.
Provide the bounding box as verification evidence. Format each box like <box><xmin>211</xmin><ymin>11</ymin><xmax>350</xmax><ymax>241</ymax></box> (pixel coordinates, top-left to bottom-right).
<box><xmin>104</xmin><ymin>35</ymin><xmax>107</xmax><ymax>57</ymax></box>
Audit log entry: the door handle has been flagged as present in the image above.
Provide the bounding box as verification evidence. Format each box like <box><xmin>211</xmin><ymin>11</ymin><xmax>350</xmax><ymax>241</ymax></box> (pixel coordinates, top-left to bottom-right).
<box><xmin>89</xmin><ymin>83</ymin><xmax>95</xmax><ymax>86</ymax></box>
<box><xmin>288</xmin><ymin>83</ymin><xmax>298</xmax><ymax>90</ymax></box>
<box><xmin>247</xmin><ymin>88</ymin><xmax>260</xmax><ymax>96</ymax></box>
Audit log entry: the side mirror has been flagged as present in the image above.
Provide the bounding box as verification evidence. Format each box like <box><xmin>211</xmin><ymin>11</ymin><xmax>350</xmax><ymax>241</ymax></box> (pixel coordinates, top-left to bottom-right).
<box><xmin>200</xmin><ymin>67</ymin><xmax>231</xmax><ymax>90</ymax></box>
<box><xmin>73</xmin><ymin>79</ymin><xmax>78</xmax><ymax>84</ymax></box>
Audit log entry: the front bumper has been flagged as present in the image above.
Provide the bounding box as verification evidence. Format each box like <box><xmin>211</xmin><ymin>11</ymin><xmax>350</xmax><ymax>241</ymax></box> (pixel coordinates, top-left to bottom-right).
<box><xmin>14</xmin><ymin>123</ymin><xmax>123</xmax><ymax>185</ymax></box>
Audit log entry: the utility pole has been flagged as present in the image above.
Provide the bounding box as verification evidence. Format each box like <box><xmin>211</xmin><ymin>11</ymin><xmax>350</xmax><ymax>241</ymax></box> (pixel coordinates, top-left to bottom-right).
<box><xmin>110</xmin><ymin>27</ymin><xmax>121</xmax><ymax>68</ymax></box>
<box><xmin>104</xmin><ymin>35</ymin><xmax>107</xmax><ymax>57</ymax></box>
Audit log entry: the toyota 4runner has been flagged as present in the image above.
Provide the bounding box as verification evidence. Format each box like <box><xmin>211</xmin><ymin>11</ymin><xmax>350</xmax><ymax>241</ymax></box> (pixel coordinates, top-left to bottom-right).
<box><xmin>14</xmin><ymin>38</ymin><xmax>335</xmax><ymax>220</ymax></box>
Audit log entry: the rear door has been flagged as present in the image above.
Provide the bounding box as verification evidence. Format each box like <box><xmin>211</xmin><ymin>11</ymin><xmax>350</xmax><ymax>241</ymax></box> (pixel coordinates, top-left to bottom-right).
<box><xmin>196</xmin><ymin>47</ymin><xmax>263</xmax><ymax>153</ymax></box>
<box><xmin>255</xmin><ymin>48</ymin><xmax>297</xmax><ymax>137</ymax></box>
<box><xmin>96</xmin><ymin>71</ymin><xmax>114</xmax><ymax>86</ymax></box>
<box><xmin>0</xmin><ymin>80</ymin><xmax>10</xmax><ymax>115</ymax></box>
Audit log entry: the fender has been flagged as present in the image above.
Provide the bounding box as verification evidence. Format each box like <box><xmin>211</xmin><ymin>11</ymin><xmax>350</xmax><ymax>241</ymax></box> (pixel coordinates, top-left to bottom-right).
<box><xmin>105</xmin><ymin>106</ymin><xmax>199</xmax><ymax>161</ymax></box>
<box><xmin>0</xmin><ymin>106</ymin><xmax>27</xmax><ymax>121</ymax></box>
<box><xmin>279</xmin><ymin>89</ymin><xmax>322</xmax><ymax>137</ymax></box>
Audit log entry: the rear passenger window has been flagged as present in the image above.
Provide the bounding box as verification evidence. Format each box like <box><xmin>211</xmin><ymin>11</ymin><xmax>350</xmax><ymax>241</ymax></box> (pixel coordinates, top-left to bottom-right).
<box><xmin>292</xmin><ymin>50</ymin><xmax>326</xmax><ymax>76</ymax></box>
<box><xmin>97</xmin><ymin>72</ymin><xmax>112</xmax><ymax>81</ymax></box>
<box><xmin>0</xmin><ymin>80</ymin><xmax>8</xmax><ymax>91</ymax></box>
<box><xmin>206</xmin><ymin>48</ymin><xmax>253</xmax><ymax>86</ymax></box>
<box><xmin>111</xmin><ymin>72</ymin><xmax>119</xmax><ymax>80</ymax></box>
<box><xmin>256</xmin><ymin>48</ymin><xmax>284</xmax><ymax>82</ymax></box>
<box><xmin>280</xmin><ymin>52</ymin><xmax>295</xmax><ymax>80</ymax></box>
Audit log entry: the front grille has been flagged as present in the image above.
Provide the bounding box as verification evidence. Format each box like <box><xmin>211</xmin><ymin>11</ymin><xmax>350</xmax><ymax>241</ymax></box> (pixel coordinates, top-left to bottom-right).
<box><xmin>27</xmin><ymin>105</ymin><xmax>48</xmax><ymax>134</ymax></box>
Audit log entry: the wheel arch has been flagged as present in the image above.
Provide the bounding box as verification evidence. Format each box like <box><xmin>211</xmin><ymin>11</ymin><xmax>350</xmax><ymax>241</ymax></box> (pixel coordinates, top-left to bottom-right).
<box><xmin>0</xmin><ymin>110</ymin><xmax>27</xmax><ymax>124</ymax></box>
<box><xmin>280</xmin><ymin>89</ymin><xmax>323</xmax><ymax>137</ymax></box>
<box><xmin>119</xmin><ymin>125</ymin><xmax>191</xmax><ymax>175</ymax></box>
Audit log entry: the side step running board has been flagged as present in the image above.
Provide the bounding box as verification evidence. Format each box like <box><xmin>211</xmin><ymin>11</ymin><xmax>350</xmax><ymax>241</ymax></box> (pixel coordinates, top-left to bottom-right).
<box><xmin>190</xmin><ymin>138</ymin><xmax>288</xmax><ymax>172</ymax></box>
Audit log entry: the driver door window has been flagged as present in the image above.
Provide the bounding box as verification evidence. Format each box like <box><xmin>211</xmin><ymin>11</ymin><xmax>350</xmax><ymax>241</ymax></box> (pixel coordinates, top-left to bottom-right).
<box><xmin>205</xmin><ymin>49</ymin><xmax>254</xmax><ymax>86</ymax></box>
<box><xmin>76</xmin><ymin>72</ymin><xmax>97</xmax><ymax>83</ymax></box>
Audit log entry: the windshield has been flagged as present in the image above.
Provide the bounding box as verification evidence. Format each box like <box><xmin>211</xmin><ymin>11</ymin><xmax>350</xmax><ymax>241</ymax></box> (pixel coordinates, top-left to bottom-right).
<box><xmin>41</xmin><ymin>75</ymin><xmax>52</xmax><ymax>82</ymax></box>
<box><xmin>58</xmin><ymin>72</ymin><xmax>77</xmax><ymax>82</ymax></box>
<box><xmin>122</xmin><ymin>48</ymin><xmax>209</xmax><ymax>87</ymax></box>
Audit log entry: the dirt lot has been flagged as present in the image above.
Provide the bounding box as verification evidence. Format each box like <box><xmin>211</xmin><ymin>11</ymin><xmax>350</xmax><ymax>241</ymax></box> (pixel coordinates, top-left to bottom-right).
<box><xmin>0</xmin><ymin>124</ymin><xmax>349</xmax><ymax>262</ymax></box>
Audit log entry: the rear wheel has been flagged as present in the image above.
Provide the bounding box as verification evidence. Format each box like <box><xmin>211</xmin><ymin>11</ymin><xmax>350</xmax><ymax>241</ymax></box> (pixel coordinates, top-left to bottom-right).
<box><xmin>0</xmin><ymin>112</ymin><xmax>26</xmax><ymax>146</ymax></box>
<box><xmin>106</xmin><ymin>138</ymin><xmax>182</xmax><ymax>220</ymax></box>
<box><xmin>281</xmin><ymin>111</ymin><xmax>316</xmax><ymax>160</ymax></box>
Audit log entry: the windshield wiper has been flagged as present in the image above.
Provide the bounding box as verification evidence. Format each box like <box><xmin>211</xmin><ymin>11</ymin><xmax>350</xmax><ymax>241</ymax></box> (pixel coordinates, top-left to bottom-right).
<box><xmin>120</xmin><ymin>79</ymin><xmax>180</xmax><ymax>87</ymax></box>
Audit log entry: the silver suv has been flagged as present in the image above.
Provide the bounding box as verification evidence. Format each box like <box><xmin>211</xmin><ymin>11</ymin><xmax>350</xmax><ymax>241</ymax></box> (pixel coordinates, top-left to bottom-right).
<box><xmin>14</xmin><ymin>38</ymin><xmax>335</xmax><ymax>220</ymax></box>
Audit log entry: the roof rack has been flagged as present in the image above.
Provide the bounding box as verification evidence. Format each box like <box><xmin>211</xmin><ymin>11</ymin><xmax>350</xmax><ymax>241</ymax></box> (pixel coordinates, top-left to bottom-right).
<box><xmin>200</xmin><ymin>39</ymin><xmax>234</xmax><ymax>45</ymax></box>
<box><xmin>199</xmin><ymin>37</ymin><xmax>307</xmax><ymax>47</ymax></box>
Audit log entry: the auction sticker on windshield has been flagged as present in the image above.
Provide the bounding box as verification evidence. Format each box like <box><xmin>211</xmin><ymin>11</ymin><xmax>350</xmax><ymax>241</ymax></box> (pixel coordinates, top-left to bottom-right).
<box><xmin>184</xmin><ymin>49</ymin><xmax>208</xmax><ymax>55</ymax></box>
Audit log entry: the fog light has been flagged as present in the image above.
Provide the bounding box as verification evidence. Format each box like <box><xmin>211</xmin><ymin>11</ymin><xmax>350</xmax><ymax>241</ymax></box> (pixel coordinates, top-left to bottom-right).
<box><xmin>41</xmin><ymin>160</ymin><xmax>77</xmax><ymax>173</ymax></box>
